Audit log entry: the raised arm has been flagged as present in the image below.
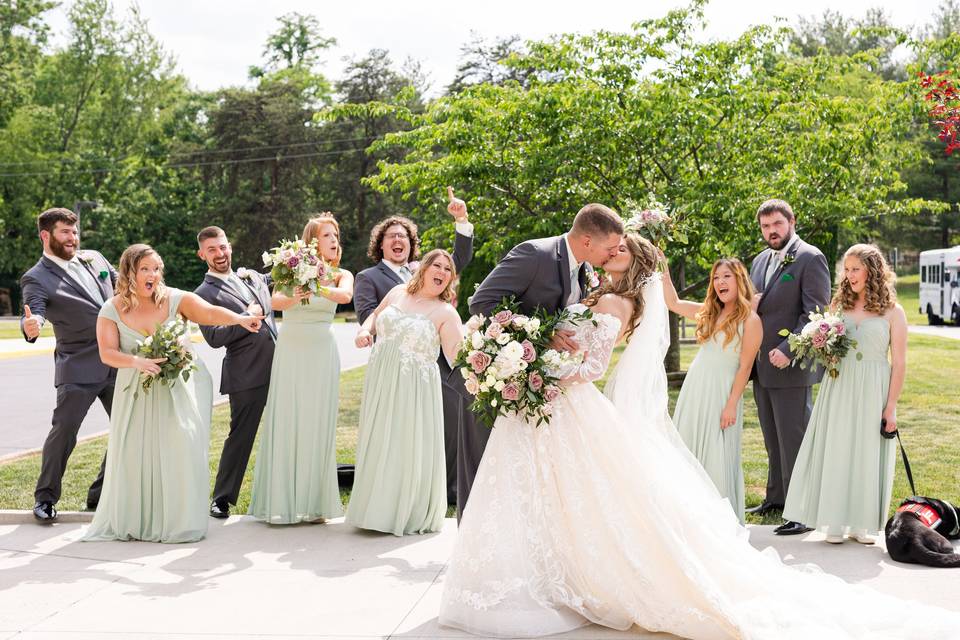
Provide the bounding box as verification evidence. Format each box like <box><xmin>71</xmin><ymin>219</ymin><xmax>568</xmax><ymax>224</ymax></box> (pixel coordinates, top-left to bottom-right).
<box><xmin>469</xmin><ymin>241</ymin><xmax>538</xmax><ymax>316</ymax></box>
<box><xmin>660</xmin><ymin>256</ymin><xmax>702</xmax><ymax>321</ymax></box>
<box><xmin>720</xmin><ymin>313</ymin><xmax>763</xmax><ymax>429</ymax></box>
<box><xmin>447</xmin><ymin>187</ymin><xmax>474</xmax><ymax>274</ymax></box>
<box><xmin>882</xmin><ymin>304</ymin><xmax>908</xmax><ymax>434</ymax></box>
<box><xmin>179</xmin><ymin>292</ymin><xmax>262</xmax><ymax>332</ymax></box>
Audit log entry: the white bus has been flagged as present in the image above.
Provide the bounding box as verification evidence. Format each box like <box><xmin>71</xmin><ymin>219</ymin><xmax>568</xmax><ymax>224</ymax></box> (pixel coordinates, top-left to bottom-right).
<box><xmin>919</xmin><ymin>246</ymin><xmax>960</xmax><ymax>325</ymax></box>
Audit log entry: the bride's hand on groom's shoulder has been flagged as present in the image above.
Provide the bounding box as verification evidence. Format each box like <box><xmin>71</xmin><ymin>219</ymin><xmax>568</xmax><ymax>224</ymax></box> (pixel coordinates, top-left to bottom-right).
<box><xmin>549</xmin><ymin>328</ymin><xmax>579</xmax><ymax>354</ymax></box>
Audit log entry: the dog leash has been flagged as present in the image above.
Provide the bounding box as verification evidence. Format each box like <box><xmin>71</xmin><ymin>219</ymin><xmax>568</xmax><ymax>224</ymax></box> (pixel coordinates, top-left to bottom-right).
<box><xmin>893</xmin><ymin>431</ymin><xmax>917</xmax><ymax>497</ymax></box>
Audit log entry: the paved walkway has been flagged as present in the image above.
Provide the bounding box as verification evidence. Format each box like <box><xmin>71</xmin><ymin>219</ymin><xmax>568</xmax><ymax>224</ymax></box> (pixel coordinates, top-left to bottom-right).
<box><xmin>0</xmin><ymin>518</ymin><xmax>957</xmax><ymax>639</ymax></box>
<box><xmin>0</xmin><ymin>323</ymin><xmax>368</xmax><ymax>460</ymax></box>
<box><xmin>908</xmin><ymin>324</ymin><xmax>960</xmax><ymax>340</ymax></box>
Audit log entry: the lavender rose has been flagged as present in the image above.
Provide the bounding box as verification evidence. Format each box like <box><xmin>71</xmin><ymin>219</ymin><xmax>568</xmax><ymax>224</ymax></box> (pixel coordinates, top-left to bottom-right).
<box><xmin>485</xmin><ymin>322</ymin><xmax>503</xmax><ymax>340</ymax></box>
<box><xmin>520</xmin><ymin>340</ymin><xmax>536</xmax><ymax>363</ymax></box>
<box><xmin>527</xmin><ymin>371</ymin><xmax>544</xmax><ymax>391</ymax></box>
<box><xmin>493</xmin><ymin>310</ymin><xmax>514</xmax><ymax>326</ymax></box>
<box><xmin>467</xmin><ymin>350</ymin><xmax>492</xmax><ymax>374</ymax></box>
<box><xmin>502</xmin><ymin>382</ymin><xmax>521</xmax><ymax>401</ymax></box>
<box><xmin>544</xmin><ymin>385</ymin><xmax>561</xmax><ymax>402</ymax></box>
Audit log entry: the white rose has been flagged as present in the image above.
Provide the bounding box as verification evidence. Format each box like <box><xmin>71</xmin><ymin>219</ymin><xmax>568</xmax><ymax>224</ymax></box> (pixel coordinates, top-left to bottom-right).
<box><xmin>485</xmin><ymin>374</ymin><xmax>496</xmax><ymax>387</ymax></box>
<box><xmin>502</xmin><ymin>341</ymin><xmax>524</xmax><ymax>362</ymax></box>
<box><xmin>471</xmin><ymin>332</ymin><xmax>485</xmax><ymax>349</ymax></box>
<box><xmin>494</xmin><ymin>380</ymin><xmax>505</xmax><ymax>392</ymax></box>
<box><xmin>487</xmin><ymin>366</ymin><xmax>499</xmax><ymax>379</ymax></box>
<box><xmin>527</xmin><ymin>318</ymin><xmax>540</xmax><ymax>333</ymax></box>
<box><xmin>261</xmin><ymin>251</ymin><xmax>271</xmax><ymax>266</ymax></box>
<box><xmin>496</xmin><ymin>333</ymin><xmax>511</xmax><ymax>345</ymax></box>
<box><xmin>465</xmin><ymin>315</ymin><xmax>485</xmax><ymax>333</ymax></box>
<box><xmin>144</xmin><ymin>336</ymin><xmax>153</xmax><ymax>346</ymax></box>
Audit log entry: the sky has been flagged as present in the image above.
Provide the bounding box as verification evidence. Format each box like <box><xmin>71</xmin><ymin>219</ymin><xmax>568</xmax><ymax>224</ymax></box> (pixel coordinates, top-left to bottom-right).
<box><xmin>44</xmin><ymin>0</ymin><xmax>947</xmax><ymax>96</ymax></box>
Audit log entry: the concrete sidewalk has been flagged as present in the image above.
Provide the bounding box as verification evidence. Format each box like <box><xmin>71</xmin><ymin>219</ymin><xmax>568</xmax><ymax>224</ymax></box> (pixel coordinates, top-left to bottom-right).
<box><xmin>1</xmin><ymin>518</ymin><xmax>958</xmax><ymax>639</ymax></box>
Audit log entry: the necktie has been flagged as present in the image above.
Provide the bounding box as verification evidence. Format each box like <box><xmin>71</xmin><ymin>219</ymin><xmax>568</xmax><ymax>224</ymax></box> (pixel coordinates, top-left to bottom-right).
<box><xmin>399</xmin><ymin>265</ymin><xmax>412</xmax><ymax>283</ymax></box>
<box><xmin>764</xmin><ymin>252</ymin><xmax>781</xmax><ymax>287</ymax></box>
<box><xmin>567</xmin><ymin>265</ymin><xmax>582</xmax><ymax>306</ymax></box>
<box><xmin>69</xmin><ymin>261</ymin><xmax>103</xmax><ymax>303</ymax></box>
<box><xmin>229</xmin><ymin>274</ymin><xmax>254</xmax><ymax>303</ymax></box>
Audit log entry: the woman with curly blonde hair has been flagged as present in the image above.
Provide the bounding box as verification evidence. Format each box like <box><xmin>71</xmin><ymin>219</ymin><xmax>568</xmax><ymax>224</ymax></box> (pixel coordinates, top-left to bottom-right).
<box><xmin>661</xmin><ymin>256</ymin><xmax>762</xmax><ymax>523</ymax></box>
<box><xmin>784</xmin><ymin>244</ymin><xmax>907</xmax><ymax>544</ymax></box>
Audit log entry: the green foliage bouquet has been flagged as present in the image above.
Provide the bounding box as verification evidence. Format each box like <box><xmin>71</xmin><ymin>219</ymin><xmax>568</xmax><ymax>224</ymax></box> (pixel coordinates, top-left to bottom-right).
<box><xmin>261</xmin><ymin>239</ymin><xmax>338</xmax><ymax>305</ymax></box>
<box><xmin>623</xmin><ymin>197</ymin><xmax>676</xmax><ymax>247</ymax></box>
<box><xmin>132</xmin><ymin>318</ymin><xmax>196</xmax><ymax>393</ymax></box>
<box><xmin>778</xmin><ymin>309</ymin><xmax>859</xmax><ymax>379</ymax></box>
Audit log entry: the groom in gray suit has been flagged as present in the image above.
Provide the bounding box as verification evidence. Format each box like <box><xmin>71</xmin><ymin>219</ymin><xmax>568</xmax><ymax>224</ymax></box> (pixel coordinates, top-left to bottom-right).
<box><xmin>194</xmin><ymin>226</ymin><xmax>277</xmax><ymax>519</ymax></box>
<box><xmin>354</xmin><ymin>192</ymin><xmax>473</xmax><ymax>506</ymax></box>
<box><xmin>458</xmin><ymin>203</ymin><xmax>624</xmax><ymax>518</ymax></box>
<box><xmin>747</xmin><ymin>199</ymin><xmax>831</xmax><ymax>535</ymax></box>
<box><xmin>19</xmin><ymin>207</ymin><xmax>118</xmax><ymax>522</ymax></box>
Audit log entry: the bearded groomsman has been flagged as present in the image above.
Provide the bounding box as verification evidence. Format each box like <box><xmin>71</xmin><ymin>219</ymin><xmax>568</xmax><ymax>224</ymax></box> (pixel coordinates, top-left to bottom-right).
<box><xmin>195</xmin><ymin>226</ymin><xmax>277</xmax><ymax>519</ymax></box>
<box><xmin>748</xmin><ymin>199</ymin><xmax>831</xmax><ymax>536</ymax></box>
<box><xmin>20</xmin><ymin>207</ymin><xmax>118</xmax><ymax>522</ymax></box>
<box><xmin>354</xmin><ymin>188</ymin><xmax>473</xmax><ymax>506</ymax></box>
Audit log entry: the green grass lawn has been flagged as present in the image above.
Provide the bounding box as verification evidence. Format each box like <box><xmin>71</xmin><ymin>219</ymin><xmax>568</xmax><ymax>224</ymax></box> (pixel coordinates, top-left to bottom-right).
<box><xmin>2</xmin><ymin>336</ymin><xmax>958</xmax><ymax>527</ymax></box>
<box><xmin>897</xmin><ymin>274</ymin><xmax>924</xmax><ymax>325</ymax></box>
<box><xmin>0</xmin><ymin>322</ymin><xmax>54</xmax><ymax>340</ymax></box>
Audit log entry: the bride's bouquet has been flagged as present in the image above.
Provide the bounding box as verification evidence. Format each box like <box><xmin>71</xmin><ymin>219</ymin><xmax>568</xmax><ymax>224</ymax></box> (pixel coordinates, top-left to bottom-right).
<box><xmin>778</xmin><ymin>308</ymin><xmax>860</xmax><ymax>379</ymax></box>
<box><xmin>455</xmin><ymin>298</ymin><xmax>588</xmax><ymax>427</ymax></box>
<box><xmin>261</xmin><ymin>239</ymin><xmax>337</xmax><ymax>305</ymax></box>
<box><xmin>131</xmin><ymin>318</ymin><xmax>196</xmax><ymax>394</ymax></box>
<box><xmin>624</xmin><ymin>196</ymin><xmax>674</xmax><ymax>247</ymax></box>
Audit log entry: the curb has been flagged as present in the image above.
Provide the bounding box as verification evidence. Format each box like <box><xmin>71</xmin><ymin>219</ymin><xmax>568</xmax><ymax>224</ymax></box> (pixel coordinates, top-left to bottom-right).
<box><xmin>0</xmin><ymin>509</ymin><xmax>93</xmax><ymax>524</ymax></box>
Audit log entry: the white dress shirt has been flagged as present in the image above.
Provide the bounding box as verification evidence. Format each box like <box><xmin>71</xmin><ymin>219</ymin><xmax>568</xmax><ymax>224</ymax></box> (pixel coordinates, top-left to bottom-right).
<box><xmin>563</xmin><ymin>234</ymin><xmax>584</xmax><ymax>307</ymax></box>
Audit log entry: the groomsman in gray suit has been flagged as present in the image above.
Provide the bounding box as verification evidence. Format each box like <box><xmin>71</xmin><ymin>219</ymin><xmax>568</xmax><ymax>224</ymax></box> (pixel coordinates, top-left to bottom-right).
<box><xmin>194</xmin><ymin>226</ymin><xmax>277</xmax><ymax>519</ymax></box>
<box><xmin>19</xmin><ymin>207</ymin><xmax>118</xmax><ymax>522</ymax></box>
<box><xmin>459</xmin><ymin>203</ymin><xmax>624</xmax><ymax>518</ymax></box>
<box><xmin>354</xmin><ymin>190</ymin><xmax>473</xmax><ymax>506</ymax></box>
<box><xmin>747</xmin><ymin>199</ymin><xmax>831</xmax><ymax>535</ymax></box>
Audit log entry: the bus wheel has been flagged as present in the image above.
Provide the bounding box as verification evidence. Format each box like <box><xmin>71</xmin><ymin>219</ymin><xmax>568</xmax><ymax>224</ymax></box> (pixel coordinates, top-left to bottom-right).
<box><xmin>927</xmin><ymin>305</ymin><xmax>943</xmax><ymax>326</ymax></box>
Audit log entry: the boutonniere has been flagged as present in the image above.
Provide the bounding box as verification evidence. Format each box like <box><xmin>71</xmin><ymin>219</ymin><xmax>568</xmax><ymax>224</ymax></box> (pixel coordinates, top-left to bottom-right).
<box><xmin>407</xmin><ymin>261</ymin><xmax>420</xmax><ymax>273</ymax></box>
<box><xmin>587</xmin><ymin>270</ymin><xmax>601</xmax><ymax>290</ymax></box>
<box><xmin>236</xmin><ymin>267</ymin><xmax>254</xmax><ymax>281</ymax></box>
<box><xmin>78</xmin><ymin>253</ymin><xmax>94</xmax><ymax>266</ymax></box>
<box><xmin>781</xmin><ymin>253</ymin><xmax>797</xmax><ymax>267</ymax></box>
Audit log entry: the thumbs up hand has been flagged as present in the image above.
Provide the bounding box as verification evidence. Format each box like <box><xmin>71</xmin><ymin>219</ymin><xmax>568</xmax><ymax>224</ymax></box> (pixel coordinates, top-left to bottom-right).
<box><xmin>23</xmin><ymin>305</ymin><xmax>41</xmax><ymax>340</ymax></box>
<box><xmin>446</xmin><ymin>186</ymin><xmax>468</xmax><ymax>222</ymax></box>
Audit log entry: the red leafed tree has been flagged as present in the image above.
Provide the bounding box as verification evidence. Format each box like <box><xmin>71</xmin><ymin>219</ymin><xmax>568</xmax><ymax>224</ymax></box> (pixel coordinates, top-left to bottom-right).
<box><xmin>920</xmin><ymin>71</ymin><xmax>960</xmax><ymax>155</ymax></box>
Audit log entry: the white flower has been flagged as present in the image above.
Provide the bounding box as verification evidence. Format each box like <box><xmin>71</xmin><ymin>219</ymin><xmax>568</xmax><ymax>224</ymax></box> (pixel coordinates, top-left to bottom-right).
<box><xmin>527</xmin><ymin>318</ymin><xmax>541</xmax><ymax>334</ymax></box>
<box><xmin>144</xmin><ymin>336</ymin><xmax>153</xmax><ymax>346</ymax></box>
<box><xmin>494</xmin><ymin>380</ymin><xmax>505</xmax><ymax>392</ymax></box>
<box><xmin>496</xmin><ymin>333</ymin><xmax>511</xmax><ymax>345</ymax></box>
<box><xmin>237</xmin><ymin>267</ymin><xmax>253</xmax><ymax>280</ymax></box>
<box><xmin>471</xmin><ymin>332</ymin><xmax>485</xmax><ymax>349</ymax></box>
<box><xmin>485</xmin><ymin>374</ymin><xmax>497</xmax><ymax>387</ymax></box>
<box><xmin>261</xmin><ymin>251</ymin><xmax>272</xmax><ymax>266</ymax></box>
<box><xmin>465</xmin><ymin>315</ymin><xmax>485</xmax><ymax>333</ymax></box>
<box><xmin>491</xmin><ymin>399</ymin><xmax>498</xmax><ymax>407</ymax></box>
<box><xmin>501</xmin><ymin>341</ymin><xmax>525</xmax><ymax>362</ymax></box>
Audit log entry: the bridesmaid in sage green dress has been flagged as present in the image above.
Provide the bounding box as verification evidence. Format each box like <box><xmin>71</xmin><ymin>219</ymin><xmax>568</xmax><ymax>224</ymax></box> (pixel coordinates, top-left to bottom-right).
<box><xmin>347</xmin><ymin>249</ymin><xmax>464</xmax><ymax>536</ymax></box>
<box><xmin>661</xmin><ymin>256</ymin><xmax>762</xmax><ymax>523</ymax></box>
<box><xmin>85</xmin><ymin>244</ymin><xmax>261</xmax><ymax>543</ymax></box>
<box><xmin>783</xmin><ymin>244</ymin><xmax>907</xmax><ymax>544</ymax></box>
<box><xmin>249</xmin><ymin>215</ymin><xmax>354</xmax><ymax>524</ymax></box>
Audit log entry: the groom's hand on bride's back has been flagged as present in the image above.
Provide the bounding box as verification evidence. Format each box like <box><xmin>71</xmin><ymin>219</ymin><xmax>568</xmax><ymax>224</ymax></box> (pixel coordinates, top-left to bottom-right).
<box><xmin>550</xmin><ymin>329</ymin><xmax>579</xmax><ymax>353</ymax></box>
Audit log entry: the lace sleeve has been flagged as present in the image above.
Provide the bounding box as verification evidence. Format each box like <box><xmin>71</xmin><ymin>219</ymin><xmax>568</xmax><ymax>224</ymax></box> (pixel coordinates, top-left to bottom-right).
<box><xmin>567</xmin><ymin>314</ymin><xmax>622</xmax><ymax>383</ymax></box>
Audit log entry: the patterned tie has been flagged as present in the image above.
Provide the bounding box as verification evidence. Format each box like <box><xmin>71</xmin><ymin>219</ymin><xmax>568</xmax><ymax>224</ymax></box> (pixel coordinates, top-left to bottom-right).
<box><xmin>399</xmin><ymin>265</ymin><xmax>412</xmax><ymax>283</ymax></box>
<box><xmin>69</xmin><ymin>260</ymin><xmax>103</xmax><ymax>303</ymax></box>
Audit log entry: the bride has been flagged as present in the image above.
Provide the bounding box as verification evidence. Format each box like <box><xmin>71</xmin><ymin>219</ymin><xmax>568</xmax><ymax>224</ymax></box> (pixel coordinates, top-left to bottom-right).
<box><xmin>439</xmin><ymin>233</ymin><xmax>960</xmax><ymax>639</ymax></box>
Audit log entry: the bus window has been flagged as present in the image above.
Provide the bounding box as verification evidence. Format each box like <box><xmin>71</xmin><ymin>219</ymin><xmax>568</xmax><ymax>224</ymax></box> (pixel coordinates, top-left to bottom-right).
<box><xmin>922</xmin><ymin>265</ymin><xmax>927</xmax><ymax>283</ymax></box>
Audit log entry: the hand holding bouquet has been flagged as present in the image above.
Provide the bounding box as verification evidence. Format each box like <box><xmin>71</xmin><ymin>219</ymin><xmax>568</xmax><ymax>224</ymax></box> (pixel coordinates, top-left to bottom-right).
<box><xmin>455</xmin><ymin>298</ymin><xmax>587</xmax><ymax>427</ymax></box>
<box><xmin>778</xmin><ymin>308</ymin><xmax>860</xmax><ymax>379</ymax></box>
<box><xmin>132</xmin><ymin>318</ymin><xmax>196</xmax><ymax>394</ymax></box>
<box><xmin>261</xmin><ymin>239</ymin><xmax>338</xmax><ymax>305</ymax></box>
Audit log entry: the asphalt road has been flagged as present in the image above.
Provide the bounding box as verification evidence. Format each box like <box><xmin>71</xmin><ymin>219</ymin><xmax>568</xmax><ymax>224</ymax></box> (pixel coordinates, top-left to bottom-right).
<box><xmin>0</xmin><ymin>322</ymin><xmax>368</xmax><ymax>460</ymax></box>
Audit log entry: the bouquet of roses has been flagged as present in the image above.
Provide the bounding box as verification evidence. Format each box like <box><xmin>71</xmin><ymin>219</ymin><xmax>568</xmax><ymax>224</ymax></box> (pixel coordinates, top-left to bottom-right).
<box><xmin>261</xmin><ymin>239</ymin><xmax>337</xmax><ymax>305</ymax></box>
<box><xmin>624</xmin><ymin>196</ymin><xmax>674</xmax><ymax>247</ymax></box>
<box><xmin>778</xmin><ymin>308</ymin><xmax>860</xmax><ymax>379</ymax></box>
<box><xmin>131</xmin><ymin>318</ymin><xmax>196</xmax><ymax>394</ymax></box>
<box><xmin>455</xmin><ymin>298</ymin><xmax>589</xmax><ymax>427</ymax></box>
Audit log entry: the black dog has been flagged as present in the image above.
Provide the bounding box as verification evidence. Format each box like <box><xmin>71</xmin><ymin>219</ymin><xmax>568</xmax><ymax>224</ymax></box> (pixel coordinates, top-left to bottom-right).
<box><xmin>885</xmin><ymin>497</ymin><xmax>960</xmax><ymax>568</ymax></box>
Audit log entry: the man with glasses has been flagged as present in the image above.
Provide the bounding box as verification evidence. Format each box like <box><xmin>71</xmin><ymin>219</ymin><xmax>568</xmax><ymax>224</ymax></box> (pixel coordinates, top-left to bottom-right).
<box><xmin>354</xmin><ymin>189</ymin><xmax>473</xmax><ymax>507</ymax></box>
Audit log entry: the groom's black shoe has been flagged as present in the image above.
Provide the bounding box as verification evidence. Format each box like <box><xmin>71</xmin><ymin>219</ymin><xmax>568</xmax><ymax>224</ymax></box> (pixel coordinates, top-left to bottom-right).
<box><xmin>209</xmin><ymin>499</ymin><xmax>230</xmax><ymax>519</ymax></box>
<box><xmin>746</xmin><ymin>501</ymin><xmax>783</xmax><ymax>516</ymax></box>
<box><xmin>774</xmin><ymin>521</ymin><xmax>812</xmax><ymax>536</ymax></box>
<box><xmin>33</xmin><ymin>501</ymin><xmax>57</xmax><ymax>523</ymax></box>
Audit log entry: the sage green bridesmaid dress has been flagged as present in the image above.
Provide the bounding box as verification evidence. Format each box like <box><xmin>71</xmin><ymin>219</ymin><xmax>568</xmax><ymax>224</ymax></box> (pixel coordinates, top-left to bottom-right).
<box><xmin>249</xmin><ymin>294</ymin><xmax>343</xmax><ymax>524</ymax></box>
<box><xmin>783</xmin><ymin>316</ymin><xmax>896</xmax><ymax>535</ymax></box>
<box><xmin>672</xmin><ymin>325</ymin><xmax>746</xmax><ymax>523</ymax></box>
<box><xmin>83</xmin><ymin>288</ymin><xmax>213</xmax><ymax>543</ymax></box>
<box><xmin>345</xmin><ymin>305</ymin><xmax>446</xmax><ymax>536</ymax></box>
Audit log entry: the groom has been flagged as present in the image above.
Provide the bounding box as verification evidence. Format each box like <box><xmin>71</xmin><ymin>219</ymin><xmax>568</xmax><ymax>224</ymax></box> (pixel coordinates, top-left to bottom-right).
<box><xmin>456</xmin><ymin>203</ymin><xmax>624</xmax><ymax>518</ymax></box>
<box><xmin>748</xmin><ymin>199</ymin><xmax>830</xmax><ymax>535</ymax></box>
<box><xmin>195</xmin><ymin>226</ymin><xmax>277</xmax><ymax>519</ymax></box>
<box><xmin>20</xmin><ymin>207</ymin><xmax>118</xmax><ymax>522</ymax></box>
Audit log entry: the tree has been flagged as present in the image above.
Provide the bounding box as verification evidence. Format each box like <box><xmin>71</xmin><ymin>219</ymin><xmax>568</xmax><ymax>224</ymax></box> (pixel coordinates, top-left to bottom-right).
<box><xmin>446</xmin><ymin>34</ymin><xmax>537</xmax><ymax>94</ymax></box>
<box><xmin>0</xmin><ymin>0</ymin><xmax>56</xmax><ymax>128</ymax></box>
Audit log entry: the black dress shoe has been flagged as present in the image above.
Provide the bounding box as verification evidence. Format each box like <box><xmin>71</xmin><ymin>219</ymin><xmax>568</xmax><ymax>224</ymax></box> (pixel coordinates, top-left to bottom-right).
<box><xmin>85</xmin><ymin>501</ymin><xmax>98</xmax><ymax>512</ymax></box>
<box><xmin>209</xmin><ymin>500</ymin><xmax>230</xmax><ymax>519</ymax></box>
<box><xmin>33</xmin><ymin>501</ymin><xmax>57</xmax><ymax>523</ymax></box>
<box><xmin>774</xmin><ymin>521</ymin><xmax>813</xmax><ymax>535</ymax></box>
<box><xmin>745</xmin><ymin>501</ymin><xmax>783</xmax><ymax>516</ymax></box>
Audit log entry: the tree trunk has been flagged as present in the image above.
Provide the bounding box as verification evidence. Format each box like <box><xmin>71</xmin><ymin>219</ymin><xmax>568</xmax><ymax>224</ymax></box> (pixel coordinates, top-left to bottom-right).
<box><xmin>664</xmin><ymin>259</ymin><xmax>685</xmax><ymax>373</ymax></box>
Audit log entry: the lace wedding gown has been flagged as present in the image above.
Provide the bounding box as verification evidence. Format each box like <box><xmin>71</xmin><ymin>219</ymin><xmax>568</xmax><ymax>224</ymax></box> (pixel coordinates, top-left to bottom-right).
<box><xmin>439</xmin><ymin>303</ymin><xmax>960</xmax><ymax>639</ymax></box>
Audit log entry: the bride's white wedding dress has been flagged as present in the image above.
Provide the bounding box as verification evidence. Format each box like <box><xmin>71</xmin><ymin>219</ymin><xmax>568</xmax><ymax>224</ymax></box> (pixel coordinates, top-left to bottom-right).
<box><xmin>439</xmin><ymin>303</ymin><xmax>960</xmax><ymax>639</ymax></box>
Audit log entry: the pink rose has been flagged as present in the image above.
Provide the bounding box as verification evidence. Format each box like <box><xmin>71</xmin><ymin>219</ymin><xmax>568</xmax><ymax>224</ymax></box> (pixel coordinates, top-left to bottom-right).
<box><xmin>528</xmin><ymin>371</ymin><xmax>544</xmax><ymax>391</ymax></box>
<box><xmin>493</xmin><ymin>310</ymin><xmax>514</xmax><ymax>326</ymax></box>
<box><xmin>485</xmin><ymin>322</ymin><xmax>503</xmax><ymax>340</ymax></box>
<box><xmin>502</xmin><ymin>382</ymin><xmax>521</xmax><ymax>401</ymax></box>
<box><xmin>812</xmin><ymin>333</ymin><xmax>828</xmax><ymax>349</ymax></box>
<box><xmin>520</xmin><ymin>340</ymin><xmax>536</xmax><ymax>363</ymax></box>
<box><xmin>818</xmin><ymin>322</ymin><xmax>830</xmax><ymax>334</ymax></box>
<box><xmin>464</xmin><ymin>373</ymin><xmax>480</xmax><ymax>395</ymax></box>
<box><xmin>544</xmin><ymin>385</ymin><xmax>561</xmax><ymax>402</ymax></box>
<box><xmin>835</xmin><ymin>323</ymin><xmax>846</xmax><ymax>336</ymax></box>
<box><xmin>467</xmin><ymin>350</ymin><xmax>492</xmax><ymax>374</ymax></box>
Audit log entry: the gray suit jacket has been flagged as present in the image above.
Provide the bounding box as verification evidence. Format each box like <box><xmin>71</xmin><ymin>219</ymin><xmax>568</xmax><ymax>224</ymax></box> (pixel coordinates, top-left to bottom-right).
<box><xmin>194</xmin><ymin>271</ymin><xmax>277</xmax><ymax>394</ymax></box>
<box><xmin>469</xmin><ymin>235</ymin><xmax>590</xmax><ymax>317</ymax></box>
<box><xmin>750</xmin><ymin>238</ymin><xmax>831</xmax><ymax>388</ymax></box>
<box><xmin>20</xmin><ymin>251</ymin><xmax>118</xmax><ymax>387</ymax></box>
<box><xmin>354</xmin><ymin>230</ymin><xmax>473</xmax><ymax>326</ymax></box>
